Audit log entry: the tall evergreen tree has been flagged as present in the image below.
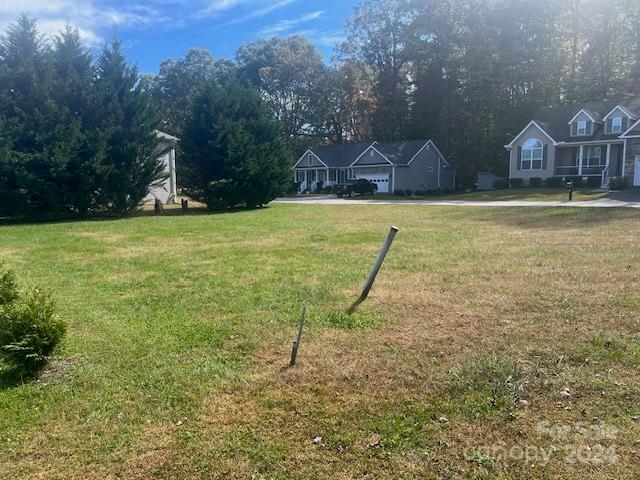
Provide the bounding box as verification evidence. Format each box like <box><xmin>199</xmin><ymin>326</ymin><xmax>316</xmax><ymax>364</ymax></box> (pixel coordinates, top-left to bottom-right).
<box><xmin>180</xmin><ymin>82</ymin><xmax>290</xmax><ymax>210</ymax></box>
<box><xmin>94</xmin><ymin>40</ymin><xmax>165</xmax><ymax>214</ymax></box>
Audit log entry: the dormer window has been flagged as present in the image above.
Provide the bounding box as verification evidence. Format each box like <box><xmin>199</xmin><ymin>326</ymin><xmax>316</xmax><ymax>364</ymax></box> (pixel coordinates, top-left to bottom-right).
<box><xmin>576</xmin><ymin>120</ymin><xmax>587</xmax><ymax>136</ymax></box>
<box><xmin>611</xmin><ymin>117</ymin><xmax>623</xmax><ymax>134</ymax></box>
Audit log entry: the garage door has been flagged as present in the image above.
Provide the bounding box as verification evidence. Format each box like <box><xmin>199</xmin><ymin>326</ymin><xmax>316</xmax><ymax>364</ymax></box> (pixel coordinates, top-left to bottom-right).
<box><xmin>356</xmin><ymin>174</ymin><xmax>390</xmax><ymax>193</ymax></box>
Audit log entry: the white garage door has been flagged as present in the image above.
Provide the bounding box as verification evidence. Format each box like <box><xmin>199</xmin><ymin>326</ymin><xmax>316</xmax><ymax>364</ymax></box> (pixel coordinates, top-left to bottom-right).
<box><xmin>356</xmin><ymin>174</ymin><xmax>390</xmax><ymax>193</ymax></box>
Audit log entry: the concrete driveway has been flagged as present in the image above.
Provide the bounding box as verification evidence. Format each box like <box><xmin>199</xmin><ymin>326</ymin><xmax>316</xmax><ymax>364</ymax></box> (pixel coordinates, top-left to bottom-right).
<box><xmin>274</xmin><ymin>191</ymin><xmax>640</xmax><ymax>208</ymax></box>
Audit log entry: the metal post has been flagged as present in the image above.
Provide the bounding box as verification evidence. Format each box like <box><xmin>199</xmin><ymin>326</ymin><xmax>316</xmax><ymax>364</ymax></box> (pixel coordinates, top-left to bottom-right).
<box><xmin>348</xmin><ymin>226</ymin><xmax>399</xmax><ymax>314</ymax></box>
<box><xmin>289</xmin><ymin>304</ymin><xmax>307</xmax><ymax>367</ymax></box>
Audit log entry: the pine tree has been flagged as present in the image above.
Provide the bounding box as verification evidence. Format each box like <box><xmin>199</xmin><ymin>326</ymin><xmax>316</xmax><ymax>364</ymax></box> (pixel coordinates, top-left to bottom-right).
<box><xmin>180</xmin><ymin>82</ymin><xmax>290</xmax><ymax>210</ymax></box>
<box><xmin>94</xmin><ymin>40</ymin><xmax>165</xmax><ymax>214</ymax></box>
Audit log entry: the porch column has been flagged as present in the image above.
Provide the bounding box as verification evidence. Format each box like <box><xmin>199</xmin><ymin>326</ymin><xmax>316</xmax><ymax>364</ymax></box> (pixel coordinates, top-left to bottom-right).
<box><xmin>578</xmin><ymin>145</ymin><xmax>584</xmax><ymax>175</ymax></box>
<box><xmin>606</xmin><ymin>144</ymin><xmax>611</xmax><ymax>167</ymax></box>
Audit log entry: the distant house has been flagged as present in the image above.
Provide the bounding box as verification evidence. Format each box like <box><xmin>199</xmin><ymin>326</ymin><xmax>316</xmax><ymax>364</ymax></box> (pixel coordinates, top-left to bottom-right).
<box><xmin>144</xmin><ymin>131</ymin><xmax>178</xmax><ymax>205</ymax></box>
<box><xmin>505</xmin><ymin>98</ymin><xmax>640</xmax><ymax>188</ymax></box>
<box><xmin>293</xmin><ymin>140</ymin><xmax>454</xmax><ymax>193</ymax></box>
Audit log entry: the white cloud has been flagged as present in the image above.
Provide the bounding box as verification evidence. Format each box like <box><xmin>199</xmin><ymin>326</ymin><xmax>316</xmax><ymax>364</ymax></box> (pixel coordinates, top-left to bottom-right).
<box><xmin>219</xmin><ymin>0</ymin><xmax>296</xmax><ymax>25</ymax></box>
<box><xmin>0</xmin><ymin>0</ymin><xmax>303</xmax><ymax>45</ymax></box>
<box><xmin>0</xmin><ymin>1</ymin><xmax>172</xmax><ymax>46</ymax></box>
<box><xmin>259</xmin><ymin>10</ymin><xmax>324</xmax><ymax>36</ymax></box>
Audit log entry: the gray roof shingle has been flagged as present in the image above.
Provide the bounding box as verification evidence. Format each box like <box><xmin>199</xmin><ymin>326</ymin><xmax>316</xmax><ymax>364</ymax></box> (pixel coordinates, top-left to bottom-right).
<box><xmin>309</xmin><ymin>142</ymin><xmax>373</xmax><ymax>167</ymax></box>
<box><xmin>308</xmin><ymin>139</ymin><xmax>432</xmax><ymax>167</ymax></box>
<box><xmin>531</xmin><ymin>98</ymin><xmax>640</xmax><ymax>142</ymax></box>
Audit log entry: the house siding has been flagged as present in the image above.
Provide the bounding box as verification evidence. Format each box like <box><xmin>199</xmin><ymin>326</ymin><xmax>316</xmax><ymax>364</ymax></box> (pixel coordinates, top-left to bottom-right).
<box><xmin>509</xmin><ymin>124</ymin><xmax>555</xmax><ymax>183</ymax></box>
<box><xmin>394</xmin><ymin>146</ymin><xmax>444</xmax><ymax>190</ymax></box>
<box><xmin>570</xmin><ymin>111</ymin><xmax>595</xmax><ymax>137</ymax></box>
<box><xmin>353</xmin><ymin>148</ymin><xmax>389</xmax><ymax>166</ymax></box>
<box><xmin>145</xmin><ymin>139</ymin><xmax>177</xmax><ymax>204</ymax></box>
<box><xmin>296</xmin><ymin>152</ymin><xmax>325</xmax><ymax>168</ymax></box>
<box><xmin>624</xmin><ymin>138</ymin><xmax>640</xmax><ymax>180</ymax></box>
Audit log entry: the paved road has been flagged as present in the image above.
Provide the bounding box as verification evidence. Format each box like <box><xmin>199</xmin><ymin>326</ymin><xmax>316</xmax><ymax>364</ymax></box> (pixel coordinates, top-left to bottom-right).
<box><xmin>274</xmin><ymin>194</ymin><xmax>640</xmax><ymax>208</ymax></box>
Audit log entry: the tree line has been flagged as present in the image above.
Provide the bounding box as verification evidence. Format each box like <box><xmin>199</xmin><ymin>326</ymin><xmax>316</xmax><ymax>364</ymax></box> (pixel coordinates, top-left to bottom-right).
<box><xmin>152</xmin><ymin>0</ymin><xmax>640</xmax><ymax>187</ymax></box>
<box><xmin>2</xmin><ymin>0</ymin><xmax>639</xmax><ymax>218</ymax></box>
<box><xmin>0</xmin><ymin>17</ymin><xmax>290</xmax><ymax>219</ymax></box>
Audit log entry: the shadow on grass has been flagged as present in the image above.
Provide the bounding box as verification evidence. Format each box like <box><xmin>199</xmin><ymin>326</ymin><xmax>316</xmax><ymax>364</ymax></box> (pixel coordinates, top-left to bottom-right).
<box><xmin>0</xmin><ymin>204</ymin><xmax>270</xmax><ymax>228</ymax></box>
<box><xmin>477</xmin><ymin>206</ymin><xmax>640</xmax><ymax>230</ymax></box>
<box><xmin>0</xmin><ymin>367</ymin><xmax>31</xmax><ymax>390</ymax></box>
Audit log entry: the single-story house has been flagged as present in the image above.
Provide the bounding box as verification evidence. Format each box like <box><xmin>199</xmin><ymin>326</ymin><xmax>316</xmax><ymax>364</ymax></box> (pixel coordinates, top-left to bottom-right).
<box><xmin>505</xmin><ymin>98</ymin><xmax>640</xmax><ymax>187</ymax></box>
<box><xmin>293</xmin><ymin>139</ymin><xmax>454</xmax><ymax>193</ymax></box>
<box><xmin>144</xmin><ymin>130</ymin><xmax>178</xmax><ymax>205</ymax></box>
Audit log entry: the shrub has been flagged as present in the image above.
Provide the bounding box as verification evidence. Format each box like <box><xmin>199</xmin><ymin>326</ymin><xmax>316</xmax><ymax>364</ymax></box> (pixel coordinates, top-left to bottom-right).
<box><xmin>0</xmin><ymin>266</ymin><xmax>66</xmax><ymax>374</ymax></box>
<box><xmin>528</xmin><ymin>177</ymin><xmax>542</xmax><ymax>187</ymax></box>
<box><xmin>565</xmin><ymin>176</ymin><xmax>583</xmax><ymax>187</ymax></box>
<box><xmin>544</xmin><ymin>177</ymin><xmax>563</xmax><ymax>187</ymax></box>
<box><xmin>509</xmin><ymin>178</ymin><xmax>523</xmax><ymax>188</ymax></box>
<box><xmin>414</xmin><ymin>190</ymin><xmax>428</xmax><ymax>196</ymax></box>
<box><xmin>585</xmin><ymin>176</ymin><xmax>602</xmax><ymax>187</ymax></box>
<box><xmin>609</xmin><ymin>176</ymin><xmax>630</xmax><ymax>190</ymax></box>
<box><xmin>0</xmin><ymin>268</ymin><xmax>18</xmax><ymax>306</ymax></box>
<box><xmin>493</xmin><ymin>178</ymin><xmax>508</xmax><ymax>189</ymax></box>
<box><xmin>394</xmin><ymin>189</ymin><xmax>405</xmax><ymax>196</ymax></box>
<box><xmin>404</xmin><ymin>189</ymin><xmax>413</xmax><ymax>196</ymax></box>
<box><xmin>180</xmin><ymin>82</ymin><xmax>290</xmax><ymax>210</ymax></box>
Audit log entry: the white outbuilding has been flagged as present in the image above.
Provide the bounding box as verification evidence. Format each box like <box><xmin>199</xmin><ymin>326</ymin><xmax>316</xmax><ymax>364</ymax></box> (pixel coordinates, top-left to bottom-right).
<box><xmin>145</xmin><ymin>130</ymin><xmax>178</xmax><ymax>205</ymax></box>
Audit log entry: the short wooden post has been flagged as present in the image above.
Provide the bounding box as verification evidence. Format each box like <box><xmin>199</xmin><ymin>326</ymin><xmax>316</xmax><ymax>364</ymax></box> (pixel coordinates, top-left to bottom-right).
<box><xmin>348</xmin><ymin>226</ymin><xmax>398</xmax><ymax>314</ymax></box>
<box><xmin>181</xmin><ymin>198</ymin><xmax>189</xmax><ymax>213</ymax></box>
<box><xmin>289</xmin><ymin>304</ymin><xmax>307</xmax><ymax>367</ymax></box>
<box><xmin>154</xmin><ymin>198</ymin><xmax>163</xmax><ymax>215</ymax></box>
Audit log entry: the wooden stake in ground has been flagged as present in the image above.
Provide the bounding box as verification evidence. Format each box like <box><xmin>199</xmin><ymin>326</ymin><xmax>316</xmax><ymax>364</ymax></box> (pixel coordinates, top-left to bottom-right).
<box><xmin>289</xmin><ymin>304</ymin><xmax>307</xmax><ymax>367</ymax></box>
<box><xmin>347</xmin><ymin>226</ymin><xmax>399</xmax><ymax>314</ymax></box>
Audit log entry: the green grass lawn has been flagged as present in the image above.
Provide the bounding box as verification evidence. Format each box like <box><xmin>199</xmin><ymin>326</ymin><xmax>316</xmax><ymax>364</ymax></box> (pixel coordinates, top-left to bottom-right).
<box><xmin>357</xmin><ymin>187</ymin><xmax>608</xmax><ymax>202</ymax></box>
<box><xmin>1</xmin><ymin>204</ymin><xmax>639</xmax><ymax>479</ymax></box>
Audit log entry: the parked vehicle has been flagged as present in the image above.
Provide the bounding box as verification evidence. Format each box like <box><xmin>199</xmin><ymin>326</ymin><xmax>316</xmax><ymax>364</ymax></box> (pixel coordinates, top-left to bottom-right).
<box><xmin>334</xmin><ymin>179</ymin><xmax>378</xmax><ymax>197</ymax></box>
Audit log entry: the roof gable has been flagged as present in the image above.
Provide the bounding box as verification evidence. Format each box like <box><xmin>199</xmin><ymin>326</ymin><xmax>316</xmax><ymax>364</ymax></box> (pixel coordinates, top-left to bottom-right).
<box><xmin>375</xmin><ymin>140</ymin><xmax>431</xmax><ymax>165</ymax></box>
<box><xmin>505</xmin><ymin>121</ymin><xmax>557</xmax><ymax>148</ymax></box>
<box><xmin>603</xmin><ymin>105</ymin><xmax>637</xmax><ymax>121</ymax></box>
<box><xmin>568</xmin><ymin>109</ymin><xmax>599</xmax><ymax>124</ymax></box>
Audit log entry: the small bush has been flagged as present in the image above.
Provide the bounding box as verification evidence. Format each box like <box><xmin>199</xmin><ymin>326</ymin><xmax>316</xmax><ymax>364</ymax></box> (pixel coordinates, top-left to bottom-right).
<box><xmin>565</xmin><ymin>176</ymin><xmax>583</xmax><ymax>187</ymax></box>
<box><xmin>414</xmin><ymin>189</ymin><xmax>428</xmax><ymax>196</ymax></box>
<box><xmin>394</xmin><ymin>189</ymin><xmax>405</xmax><ymax>196</ymax></box>
<box><xmin>0</xmin><ymin>269</ymin><xmax>18</xmax><ymax>306</ymax></box>
<box><xmin>509</xmin><ymin>178</ymin><xmax>523</xmax><ymax>188</ymax></box>
<box><xmin>528</xmin><ymin>177</ymin><xmax>542</xmax><ymax>187</ymax></box>
<box><xmin>0</xmin><ymin>266</ymin><xmax>66</xmax><ymax>374</ymax></box>
<box><xmin>404</xmin><ymin>189</ymin><xmax>413</xmax><ymax>196</ymax></box>
<box><xmin>544</xmin><ymin>177</ymin><xmax>563</xmax><ymax>187</ymax></box>
<box><xmin>585</xmin><ymin>176</ymin><xmax>601</xmax><ymax>187</ymax></box>
<box><xmin>493</xmin><ymin>178</ymin><xmax>508</xmax><ymax>189</ymax></box>
<box><xmin>609</xmin><ymin>176</ymin><xmax>630</xmax><ymax>190</ymax></box>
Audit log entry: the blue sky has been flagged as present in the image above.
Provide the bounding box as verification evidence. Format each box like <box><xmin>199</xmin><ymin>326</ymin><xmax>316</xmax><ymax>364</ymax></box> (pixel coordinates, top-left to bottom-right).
<box><xmin>0</xmin><ymin>0</ymin><xmax>357</xmax><ymax>73</ymax></box>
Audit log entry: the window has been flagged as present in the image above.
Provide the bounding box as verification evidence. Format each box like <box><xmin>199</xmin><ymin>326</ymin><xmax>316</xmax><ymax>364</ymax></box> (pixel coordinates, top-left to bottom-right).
<box><xmin>584</xmin><ymin>146</ymin><xmax>604</xmax><ymax>168</ymax></box>
<box><xmin>329</xmin><ymin>169</ymin><xmax>337</xmax><ymax>182</ymax></box>
<box><xmin>295</xmin><ymin>171</ymin><xmax>304</xmax><ymax>183</ymax></box>
<box><xmin>522</xmin><ymin>138</ymin><xmax>544</xmax><ymax>170</ymax></box>
<box><xmin>611</xmin><ymin>117</ymin><xmax>623</xmax><ymax>134</ymax></box>
<box><xmin>318</xmin><ymin>170</ymin><xmax>327</xmax><ymax>182</ymax></box>
<box><xmin>577</xmin><ymin>120</ymin><xmax>587</xmax><ymax>136</ymax></box>
<box><xmin>427</xmin><ymin>166</ymin><xmax>434</xmax><ymax>173</ymax></box>
<box><xmin>307</xmin><ymin>154</ymin><xmax>313</xmax><ymax>166</ymax></box>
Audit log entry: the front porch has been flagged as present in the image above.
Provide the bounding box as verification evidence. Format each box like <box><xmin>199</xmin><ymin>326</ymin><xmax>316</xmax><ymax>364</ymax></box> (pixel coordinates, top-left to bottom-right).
<box><xmin>554</xmin><ymin>143</ymin><xmax>624</xmax><ymax>187</ymax></box>
<box><xmin>294</xmin><ymin>167</ymin><xmax>352</xmax><ymax>193</ymax></box>
<box><xmin>294</xmin><ymin>166</ymin><xmax>394</xmax><ymax>193</ymax></box>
